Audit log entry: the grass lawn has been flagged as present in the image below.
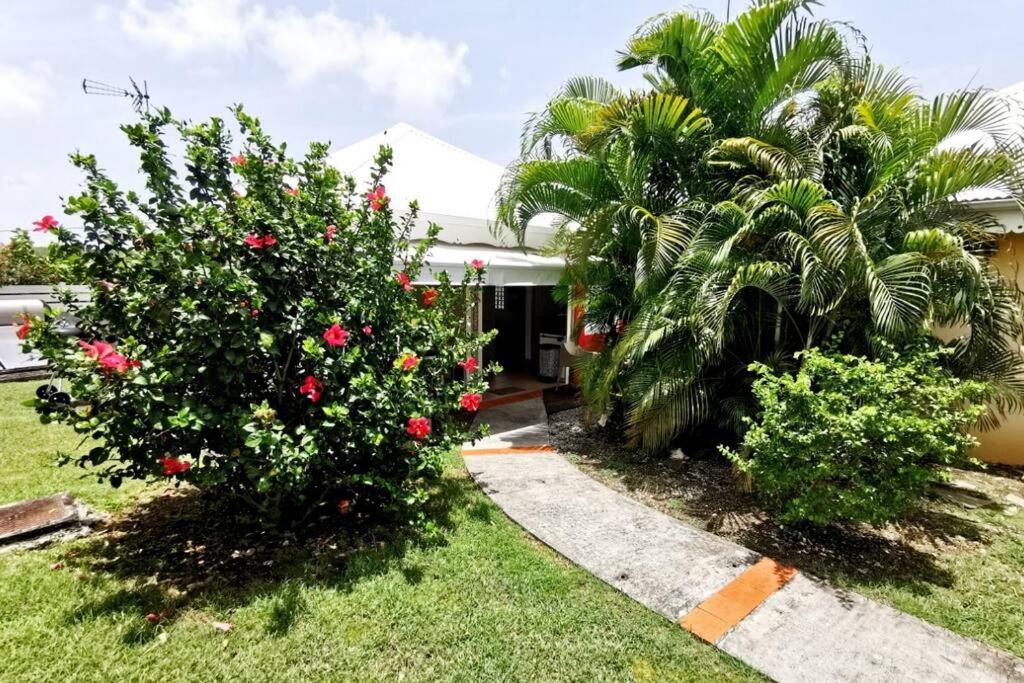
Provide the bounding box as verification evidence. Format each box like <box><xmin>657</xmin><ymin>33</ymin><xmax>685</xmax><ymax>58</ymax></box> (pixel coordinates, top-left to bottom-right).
<box><xmin>0</xmin><ymin>381</ymin><xmax>759</xmax><ymax>682</ymax></box>
<box><xmin>550</xmin><ymin>408</ymin><xmax>1024</xmax><ymax>660</ymax></box>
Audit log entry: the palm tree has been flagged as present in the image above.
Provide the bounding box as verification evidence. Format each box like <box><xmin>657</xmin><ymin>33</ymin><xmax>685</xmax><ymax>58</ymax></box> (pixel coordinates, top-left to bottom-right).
<box><xmin>498</xmin><ymin>2</ymin><xmax>1024</xmax><ymax>451</ymax></box>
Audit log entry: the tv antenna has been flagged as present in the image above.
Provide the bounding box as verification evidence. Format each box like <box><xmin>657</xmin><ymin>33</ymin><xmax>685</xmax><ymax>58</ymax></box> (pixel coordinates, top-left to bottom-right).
<box><xmin>82</xmin><ymin>77</ymin><xmax>151</xmax><ymax>114</ymax></box>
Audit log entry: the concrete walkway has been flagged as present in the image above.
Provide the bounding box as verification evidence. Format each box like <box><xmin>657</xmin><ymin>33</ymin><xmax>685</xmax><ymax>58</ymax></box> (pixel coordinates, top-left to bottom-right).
<box><xmin>463</xmin><ymin>397</ymin><xmax>1024</xmax><ymax>683</ymax></box>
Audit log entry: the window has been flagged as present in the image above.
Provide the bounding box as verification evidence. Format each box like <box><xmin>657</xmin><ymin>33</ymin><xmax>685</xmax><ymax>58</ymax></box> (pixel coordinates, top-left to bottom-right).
<box><xmin>494</xmin><ymin>286</ymin><xmax>505</xmax><ymax>310</ymax></box>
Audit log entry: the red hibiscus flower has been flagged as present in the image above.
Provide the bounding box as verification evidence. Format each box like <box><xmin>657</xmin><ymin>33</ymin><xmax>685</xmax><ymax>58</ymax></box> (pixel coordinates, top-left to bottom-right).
<box><xmin>244</xmin><ymin>234</ymin><xmax>276</xmax><ymax>249</ymax></box>
<box><xmin>460</xmin><ymin>392</ymin><xmax>483</xmax><ymax>412</ymax></box>
<box><xmin>79</xmin><ymin>339</ymin><xmax>139</xmax><ymax>374</ymax></box>
<box><xmin>422</xmin><ymin>288</ymin><xmax>438</xmax><ymax>307</ymax></box>
<box><xmin>230</xmin><ymin>154</ymin><xmax>247</xmax><ymax>167</ymax></box>
<box><xmin>76</xmin><ymin>337</ymin><xmax>138</xmax><ymax>374</ymax></box>
<box><xmin>32</xmin><ymin>215</ymin><xmax>59</xmax><ymax>233</ymax></box>
<box><xmin>406</xmin><ymin>416</ymin><xmax>431</xmax><ymax>440</ymax></box>
<box><xmin>99</xmin><ymin>352</ymin><xmax>133</xmax><ymax>373</ymax></box>
<box><xmin>15</xmin><ymin>313</ymin><xmax>31</xmax><ymax>340</ymax></box>
<box><xmin>362</xmin><ymin>325</ymin><xmax>373</xmax><ymax>335</ymax></box>
<box><xmin>337</xmin><ymin>499</ymin><xmax>352</xmax><ymax>515</ymax></box>
<box><xmin>366</xmin><ymin>185</ymin><xmax>388</xmax><ymax>211</ymax></box>
<box><xmin>396</xmin><ymin>272</ymin><xmax>413</xmax><ymax>292</ymax></box>
<box><xmin>325</xmin><ymin>224</ymin><xmax>337</xmax><ymax>242</ymax></box>
<box><xmin>159</xmin><ymin>456</ymin><xmax>191</xmax><ymax>476</ymax></box>
<box><xmin>323</xmin><ymin>323</ymin><xmax>350</xmax><ymax>348</ymax></box>
<box><xmin>299</xmin><ymin>375</ymin><xmax>323</xmax><ymax>403</ymax></box>
<box><xmin>78</xmin><ymin>339</ymin><xmax>115</xmax><ymax>360</ymax></box>
<box><xmin>470</xmin><ymin>259</ymin><xmax>485</xmax><ymax>270</ymax></box>
<box><xmin>458</xmin><ymin>356</ymin><xmax>479</xmax><ymax>374</ymax></box>
<box><xmin>401</xmin><ymin>354</ymin><xmax>420</xmax><ymax>371</ymax></box>
<box><xmin>285</xmin><ymin>186</ymin><xmax>299</xmax><ymax>197</ymax></box>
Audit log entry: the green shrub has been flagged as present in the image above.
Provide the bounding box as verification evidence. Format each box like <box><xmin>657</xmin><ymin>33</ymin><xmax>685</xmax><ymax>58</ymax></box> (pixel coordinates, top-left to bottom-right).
<box><xmin>20</xmin><ymin>106</ymin><xmax>494</xmax><ymax>526</ymax></box>
<box><xmin>721</xmin><ymin>340</ymin><xmax>989</xmax><ymax>525</ymax></box>
<box><xmin>0</xmin><ymin>229</ymin><xmax>62</xmax><ymax>286</ymax></box>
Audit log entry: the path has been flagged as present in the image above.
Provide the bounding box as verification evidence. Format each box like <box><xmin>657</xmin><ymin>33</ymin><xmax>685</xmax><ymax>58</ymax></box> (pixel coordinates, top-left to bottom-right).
<box><xmin>463</xmin><ymin>397</ymin><xmax>1024</xmax><ymax>683</ymax></box>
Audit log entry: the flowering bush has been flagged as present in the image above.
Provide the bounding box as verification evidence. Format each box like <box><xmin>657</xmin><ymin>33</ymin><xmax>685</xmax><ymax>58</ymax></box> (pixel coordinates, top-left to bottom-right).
<box><xmin>21</xmin><ymin>106</ymin><xmax>495</xmax><ymax>524</ymax></box>
<box><xmin>0</xmin><ymin>229</ymin><xmax>64</xmax><ymax>286</ymax></box>
<box><xmin>721</xmin><ymin>340</ymin><xmax>989</xmax><ymax>525</ymax></box>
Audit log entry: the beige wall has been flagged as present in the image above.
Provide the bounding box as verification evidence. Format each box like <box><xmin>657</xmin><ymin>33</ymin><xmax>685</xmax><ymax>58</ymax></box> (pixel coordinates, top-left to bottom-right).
<box><xmin>972</xmin><ymin>225</ymin><xmax>1024</xmax><ymax>466</ymax></box>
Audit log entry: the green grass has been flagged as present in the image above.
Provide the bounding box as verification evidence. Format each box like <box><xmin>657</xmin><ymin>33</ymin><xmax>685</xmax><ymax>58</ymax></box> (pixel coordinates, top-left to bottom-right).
<box><xmin>0</xmin><ymin>381</ymin><xmax>758</xmax><ymax>682</ymax></box>
<box><xmin>0</xmin><ymin>381</ymin><xmax>144</xmax><ymax>511</ymax></box>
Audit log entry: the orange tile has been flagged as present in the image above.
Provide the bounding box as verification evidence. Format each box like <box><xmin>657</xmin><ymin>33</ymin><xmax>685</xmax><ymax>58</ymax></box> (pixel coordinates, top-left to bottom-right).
<box><xmin>680</xmin><ymin>607</ymin><xmax>735</xmax><ymax>644</ymax></box>
<box><xmin>679</xmin><ymin>558</ymin><xmax>797</xmax><ymax>643</ymax></box>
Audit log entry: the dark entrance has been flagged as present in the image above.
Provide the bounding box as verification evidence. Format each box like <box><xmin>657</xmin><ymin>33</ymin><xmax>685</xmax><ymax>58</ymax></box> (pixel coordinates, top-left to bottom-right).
<box><xmin>482</xmin><ymin>286</ymin><xmax>566</xmax><ymax>380</ymax></box>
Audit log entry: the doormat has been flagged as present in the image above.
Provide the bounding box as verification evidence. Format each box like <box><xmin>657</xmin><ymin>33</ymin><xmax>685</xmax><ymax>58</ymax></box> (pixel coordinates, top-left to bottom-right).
<box><xmin>489</xmin><ymin>386</ymin><xmax>525</xmax><ymax>395</ymax></box>
<box><xmin>0</xmin><ymin>493</ymin><xmax>102</xmax><ymax>550</ymax></box>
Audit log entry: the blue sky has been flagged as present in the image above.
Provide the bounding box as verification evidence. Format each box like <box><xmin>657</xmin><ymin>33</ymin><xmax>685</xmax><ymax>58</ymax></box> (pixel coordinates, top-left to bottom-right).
<box><xmin>2</xmin><ymin>0</ymin><xmax>1023</xmax><ymax>234</ymax></box>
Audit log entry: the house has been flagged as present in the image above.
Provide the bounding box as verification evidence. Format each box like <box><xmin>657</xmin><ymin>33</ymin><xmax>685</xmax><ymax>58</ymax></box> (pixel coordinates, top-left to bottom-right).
<box><xmin>330</xmin><ymin>124</ymin><xmax>572</xmax><ymax>400</ymax></box>
<box><xmin>956</xmin><ymin>82</ymin><xmax>1024</xmax><ymax>466</ymax></box>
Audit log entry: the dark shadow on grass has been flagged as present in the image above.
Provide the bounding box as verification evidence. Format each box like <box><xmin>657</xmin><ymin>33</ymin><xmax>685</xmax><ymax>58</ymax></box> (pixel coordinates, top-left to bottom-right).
<box><xmin>551</xmin><ymin>410</ymin><xmax>992</xmax><ymax>596</ymax></box>
<box><xmin>61</xmin><ymin>474</ymin><xmax>480</xmax><ymax>643</ymax></box>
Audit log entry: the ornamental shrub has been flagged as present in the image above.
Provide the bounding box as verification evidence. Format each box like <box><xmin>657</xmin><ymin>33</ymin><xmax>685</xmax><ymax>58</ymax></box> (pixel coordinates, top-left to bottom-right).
<box><xmin>721</xmin><ymin>340</ymin><xmax>989</xmax><ymax>525</ymax></box>
<box><xmin>20</xmin><ymin>106</ymin><xmax>495</xmax><ymax>525</ymax></box>
<box><xmin>0</xmin><ymin>229</ymin><xmax>63</xmax><ymax>285</ymax></box>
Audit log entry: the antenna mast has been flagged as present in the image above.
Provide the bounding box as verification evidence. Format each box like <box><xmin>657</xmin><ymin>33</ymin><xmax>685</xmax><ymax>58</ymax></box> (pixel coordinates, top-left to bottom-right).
<box><xmin>82</xmin><ymin>77</ymin><xmax>151</xmax><ymax>114</ymax></box>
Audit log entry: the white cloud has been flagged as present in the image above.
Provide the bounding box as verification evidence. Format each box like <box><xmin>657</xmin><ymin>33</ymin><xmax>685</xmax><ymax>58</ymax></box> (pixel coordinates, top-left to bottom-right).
<box><xmin>0</xmin><ymin>63</ymin><xmax>52</xmax><ymax>119</ymax></box>
<box><xmin>119</xmin><ymin>0</ymin><xmax>252</xmax><ymax>58</ymax></box>
<box><xmin>115</xmin><ymin>0</ymin><xmax>471</xmax><ymax>110</ymax></box>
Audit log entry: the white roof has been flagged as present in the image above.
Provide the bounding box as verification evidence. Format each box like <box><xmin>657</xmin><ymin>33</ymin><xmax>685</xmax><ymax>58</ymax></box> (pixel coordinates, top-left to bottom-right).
<box><xmin>955</xmin><ymin>82</ymin><xmax>1024</xmax><ymax>204</ymax></box>
<box><xmin>411</xmin><ymin>244</ymin><xmax>564</xmax><ymax>287</ymax></box>
<box><xmin>329</xmin><ymin>122</ymin><xmax>558</xmax><ymax>249</ymax></box>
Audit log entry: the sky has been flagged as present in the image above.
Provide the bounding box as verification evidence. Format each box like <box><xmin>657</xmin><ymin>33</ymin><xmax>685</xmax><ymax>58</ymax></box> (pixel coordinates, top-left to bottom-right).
<box><xmin>2</xmin><ymin>0</ymin><xmax>1024</xmax><ymax>236</ymax></box>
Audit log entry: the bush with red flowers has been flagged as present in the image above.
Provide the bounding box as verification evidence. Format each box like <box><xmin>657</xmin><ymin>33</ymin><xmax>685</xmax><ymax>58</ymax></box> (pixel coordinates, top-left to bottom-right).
<box><xmin>20</xmin><ymin>106</ymin><xmax>495</xmax><ymax>525</ymax></box>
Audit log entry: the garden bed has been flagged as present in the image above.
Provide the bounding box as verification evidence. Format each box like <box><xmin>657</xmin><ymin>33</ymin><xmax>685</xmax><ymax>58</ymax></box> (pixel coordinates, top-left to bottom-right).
<box><xmin>549</xmin><ymin>407</ymin><xmax>1024</xmax><ymax>659</ymax></box>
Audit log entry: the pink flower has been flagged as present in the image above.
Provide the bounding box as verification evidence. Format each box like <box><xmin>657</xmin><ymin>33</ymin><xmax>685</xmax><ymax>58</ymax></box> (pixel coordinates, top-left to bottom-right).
<box><xmin>362</xmin><ymin>325</ymin><xmax>373</xmax><ymax>335</ymax></box>
<box><xmin>78</xmin><ymin>339</ymin><xmax>116</xmax><ymax>360</ymax></box>
<box><xmin>396</xmin><ymin>272</ymin><xmax>413</xmax><ymax>292</ymax></box>
<box><xmin>325</xmin><ymin>224</ymin><xmax>337</xmax><ymax>242</ymax></box>
<box><xmin>406</xmin><ymin>416</ymin><xmax>431</xmax><ymax>440</ymax></box>
<box><xmin>366</xmin><ymin>185</ymin><xmax>388</xmax><ymax>211</ymax></box>
<box><xmin>285</xmin><ymin>186</ymin><xmax>300</xmax><ymax>197</ymax></box>
<box><xmin>299</xmin><ymin>375</ymin><xmax>323</xmax><ymax>403</ymax></box>
<box><xmin>99</xmin><ymin>352</ymin><xmax>134</xmax><ymax>373</ymax></box>
<box><xmin>422</xmin><ymin>288</ymin><xmax>438</xmax><ymax>307</ymax></box>
<box><xmin>159</xmin><ymin>456</ymin><xmax>191</xmax><ymax>476</ymax></box>
<box><xmin>230</xmin><ymin>154</ymin><xmax>247</xmax><ymax>167</ymax></box>
<box><xmin>244</xmin><ymin>234</ymin><xmax>276</xmax><ymax>249</ymax></box>
<box><xmin>401</xmin><ymin>354</ymin><xmax>420</xmax><ymax>372</ymax></box>
<box><xmin>80</xmin><ymin>340</ymin><xmax>138</xmax><ymax>374</ymax></box>
<box><xmin>460</xmin><ymin>392</ymin><xmax>483</xmax><ymax>412</ymax></box>
<box><xmin>337</xmin><ymin>499</ymin><xmax>352</xmax><ymax>515</ymax></box>
<box><xmin>458</xmin><ymin>356</ymin><xmax>479</xmax><ymax>374</ymax></box>
<box><xmin>15</xmin><ymin>313</ymin><xmax>31</xmax><ymax>340</ymax></box>
<box><xmin>32</xmin><ymin>215</ymin><xmax>59</xmax><ymax>233</ymax></box>
<box><xmin>323</xmin><ymin>323</ymin><xmax>350</xmax><ymax>348</ymax></box>
<box><xmin>470</xmin><ymin>259</ymin><xmax>485</xmax><ymax>271</ymax></box>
